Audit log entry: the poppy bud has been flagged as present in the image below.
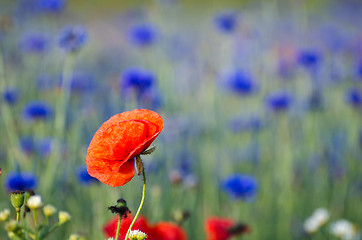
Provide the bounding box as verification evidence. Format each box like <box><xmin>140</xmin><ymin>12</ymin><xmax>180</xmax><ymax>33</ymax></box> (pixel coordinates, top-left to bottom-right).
<box><xmin>11</xmin><ymin>191</ymin><xmax>24</xmax><ymax>209</ymax></box>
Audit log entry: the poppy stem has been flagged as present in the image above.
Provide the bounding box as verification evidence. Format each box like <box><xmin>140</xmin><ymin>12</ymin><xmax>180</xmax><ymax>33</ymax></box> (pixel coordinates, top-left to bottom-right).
<box><xmin>115</xmin><ymin>213</ymin><xmax>122</xmax><ymax>240</ymax></box>
<box><xmin>124</xmin><ymin>168</ymin><xmax>146</xmax><ymax>240</ymax></box>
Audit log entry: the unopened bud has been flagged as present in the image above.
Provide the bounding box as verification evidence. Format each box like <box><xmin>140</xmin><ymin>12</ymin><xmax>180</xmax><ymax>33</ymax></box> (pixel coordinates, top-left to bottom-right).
<box><xmin>11</xmin><ymin>191</ymin><xmax>24</xmax><ymax>209</ymax></box>
<box><xmin>58</xmin><ymin>211</ymin><xmax>71</xmax><ymax>225</ymax></box>
<box><xmin>43</xmin><ymin>204</ymin><xmax>57</xmax><ymax>217</ymax></box>
<box><xmin>0</xmin><ymin>209</ymin><xmax>10</xmax><ymax>221</ymax></box>
<box><xmin>27</xmin><ymin>195</ymin><xmax>43</xmax><ymax>210</ymax></box>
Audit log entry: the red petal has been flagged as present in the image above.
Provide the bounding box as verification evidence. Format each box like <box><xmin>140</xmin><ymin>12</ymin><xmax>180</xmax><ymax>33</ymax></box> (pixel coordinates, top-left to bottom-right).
<box><xmin>86</xmin><ymin>109</ymin><xmax>163</xmax><ymax>187</ymax></box>
<box><xmin>205</xmin><ymin>217</ymin><xmax>234</xmax><ymax>240</ymax></box>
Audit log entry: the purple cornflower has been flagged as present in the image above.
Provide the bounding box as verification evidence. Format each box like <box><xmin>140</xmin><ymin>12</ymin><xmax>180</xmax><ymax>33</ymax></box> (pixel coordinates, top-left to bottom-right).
<box><xmin>58</xmin><ymin>25</ymin><xmax>88</xmax><ymax>52</ymax></box>
<box><xmin>76</xmin><ymin>166</ymin><xmax>98</xmax><ymax>185</ymax></box>
<box><xmin>3</xmin><ymin>88</ymin><xmax>19</xmax><ymax>105</ymax></box>
<box><xmin>22</xmin><ymin>100</ymin><xmax>52</xmax><ymax>121</ymax></box>
<box><xmin>19</xmin><ymin>33</ymin><xmax>47</xmax><ymax>53</ymax></box>
<box><xmin>214</xmin><ymin>10</ymin><xmax>238</xmax><ymax>33</ymax></box>
<box><xmin>222</xmin><ymin>70</ymin><xmax>256</xmax><ymax>95</ymax></box>
<box><xmin>221</xmin><ymin>174</ymin><xmax>258</xmax><ymax>201</ymax></box>
<box><xmin>4</xmin><ymin>172</ymin><xmax>37</xmax><ymax>192</ymax></box>
<box><xmin>129</xmin><ymin>23</ymin><xmax>157</xmax><ymax>46</ymax></box>
<box><xmin>266</xmin><ymin>91</ymin><xmax>292</xmax><ymax>112</ymax></box>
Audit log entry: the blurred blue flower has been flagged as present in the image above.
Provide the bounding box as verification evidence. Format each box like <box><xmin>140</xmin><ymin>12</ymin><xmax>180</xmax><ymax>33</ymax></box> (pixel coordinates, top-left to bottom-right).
<box><xmin>120</xmin><ymin>67</ymin><xmax>155</xmax><ymax>96</ymax></box>
<box><xmin>228</xmin><ymin>116</ymin><xmax>262</xmax><ymax>133</ymax></box>
<box><xmin>37</xmin><ymin>0</ymin><xmax>66</xmax><ymax>12</ymax></box>
<box><xmin>22</xmin><ymin>100</ymin><xmax>52</xmax><ymax>121</ymax></box>
<box><xmin>20</xmin><ymin>136</ymin><xmax>35</xmax><ymax>155</ymax></box>
<box><xmin>19</xmin><ymin>33</ymin><xmax>47</xmax><ymax>53</ymax></box>
<box><xmin>346</xmin><ymin>88</ymin><xmax>361</xmax><ymax>107</ymax></box>
<box><xmin>221</xmin><ymin>174</ymin><xmax>258</xmax><ymax>201</ymax></box>
<box><xmin>3</xmin><ymin>88</ymin><xmax>19</xmax><ymax>105</ymax></box>
<box><xmin>37</xmin><ymin>137</ymin><xmax>53</xmax><ymax>157</ymax></box>
<box><xmin>129</xmin><ymin>23</ymin><xmax>156</xmax><ymax>46</ymax></box>
<box><xmin>266</xmin><ymin>91</ymin><xmax>292</xmax><ymax>112</ymax></box>
<box><xmin>58</xmin><ymin>26</ymin><xmax>88</xmax><ymax>52</ymax></box>
<box><xmin>214</xmin><ymin>10</ymin><xmax>238</xmax><ymax>33</ymax></box>
<box><xmin>59</xmin><ymin>72</ymin><xmax>96</xmax><ymax>92</ymax></box>
<box><xmin>223</xmin><ymin>70</ymin><xmax>256</xmax><ymax>95</ymax></box>
<box><xmin>4</xmin><ymin>172</ymin><xmax>37</xmax><ymax>192</ymax></box>
<box><xmin>76</xmin><ymin>166</ymin><xmax>98</xmax><ymax>185</ymax></box>
<box><xmin>358</xmin><ymin>62</ymin><xmax>362</xmax><ymax>78</ymax></box>
<box><xmin>36</xmin><ymin>74</ymin><xmax>57</xmax><ymax>90</ymax></box>
<box><xmin>298</xmin><ymin>50</ymin><xmax>321</xmax><ymax>69</ymax></box>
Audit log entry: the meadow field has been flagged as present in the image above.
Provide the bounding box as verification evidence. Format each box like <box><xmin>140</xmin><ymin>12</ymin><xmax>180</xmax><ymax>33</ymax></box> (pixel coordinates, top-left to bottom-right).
<box><xmin>0</xmin><ymin>0</ymin><xmax>361</xmax><ymax>239</ymax></box>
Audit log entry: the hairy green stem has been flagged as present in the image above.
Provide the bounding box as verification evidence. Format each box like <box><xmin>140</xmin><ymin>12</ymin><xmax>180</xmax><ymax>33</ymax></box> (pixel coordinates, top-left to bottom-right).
<box><xmin>115</xmin><ymin>214</ymin><xmax>122</xmax><ymax>240</ymax></box>
<box><xmin>124</xmin><ymin>169</ymin><xmax>146</xmax><ymax>240</ymax></box>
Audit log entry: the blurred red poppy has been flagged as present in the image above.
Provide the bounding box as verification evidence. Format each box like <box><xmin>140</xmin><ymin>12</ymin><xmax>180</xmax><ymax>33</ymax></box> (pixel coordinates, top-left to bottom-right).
<box><xmin>205</xmin><ymin>217</ymin><xmax>251</xmax><ymax>240</ymax></box>
<box><xmin>103</xmin><ymin>214</ymin><xmax>188</xmax><ymax>240</ymax></box>
<box><xmin>86</xmin><ymin>109</ymin><xmax>164</xmax><ymax>187</ymax></box>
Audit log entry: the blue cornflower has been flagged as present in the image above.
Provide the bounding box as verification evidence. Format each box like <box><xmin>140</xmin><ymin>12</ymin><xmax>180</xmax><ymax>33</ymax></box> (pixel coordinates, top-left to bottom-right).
<box><xmin>228</xmin><ymin>116</ymin><xmax>262</xmax><ymax>133</ymax></box>
<box><xmin>120</xmin><ymin>67</ymin><xmax>155</xmax><ymax>96</ymax></box>
<box><xmin>358</xmin><ymin>62</ymin><xmax>362</xmax><ymax>78</ymax></box>
<box><xmin>223</xmin><ymin>70</ymin><xmax>256</xmax><ymax>95</ymax></box>
<box><xmin>19</xmin><ymin>33</ymin><xmax>47</xmax><ymax>53</ymax></box>
<box><xmin>37</xmin><ymin>137</ymin><xmax>53</xmax><ymax>157</ymax></box>
<box><xmin>76</xmin><ymin>166</ymin><xmax>98</xmax><ymax>185</ymax></box>
<box><xmin>19</xmin><ymin>136</ymin><xmax>35</xmax><ymax>155</ymax></box>
<box><xmin>4</xmin><ymin>172</ymin><xmax>37</xmax><ymax>192</ymax></box>
<box><xmin>3</xmin><ymin>88</ymin><xmax>19</xmax><ymax>105</ymax></box>
<box><xmin>129</xmin><ymin>23</ymin><xmax>156</xmax><ymax>46</ymax></box>
<box><xmin>266</xmin><ymin>91</ymin><xmax>292</xmax><ymax>112</ymax></box>
<box><xmin>37</xmin><ymin>0</ymin><xmax>66</xmax><ymax>12</ymax></box>
<box><xmin>58</xmin><ymin>26</ymin><xmax>88</xmax><ymax>52</ymax></box>
<box><xmin>68</xmin><ymin>72</ymin><xmax>96</xmax><ymax>92</ymax></box>
<box><xmin>22</xmin><ymin>100</ymin><xmax>52</xmax><ymax>121</ymax></box>
<box><xmin>298</xmin><ymin>50</ymin><xmax>321</xmax><ymax>69</ymax></box>
<box><xmin>214</xmin><ymin>10</ymin><xmax>238</xmax><ymax>33</ymax></box>
<box><xmin>221</xmin><ymin>174</ymin><xmax>258</xmax><ymax>201</ymax></box>
<box><xmin>346</xmin><ymin>88</ymin><xmax>361</xmax><ymax>107</ymax></box>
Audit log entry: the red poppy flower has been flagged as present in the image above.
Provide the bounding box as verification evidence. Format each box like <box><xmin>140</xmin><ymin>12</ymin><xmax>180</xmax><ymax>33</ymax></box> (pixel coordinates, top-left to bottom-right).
<box><xmin>205</xmin><ymin>217</ymin><xmax>251</xmax><ymax>240</ymax></box>
<box><xmin>86</xmin><ymin>109</ymin><xmax>164</xmax><ymax>187</ymax></box>
<box><xmin>103</xmin><ymin>214</ymin><xmax>188</xmax><ymax>240</ymax></box>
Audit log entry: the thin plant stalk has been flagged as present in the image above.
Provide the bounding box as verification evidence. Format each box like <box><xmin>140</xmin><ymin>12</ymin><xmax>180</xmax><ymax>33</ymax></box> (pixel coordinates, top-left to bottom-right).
<box><xmin>115</xmin><ymin>214</ymin><xmax>122</xmax><ymax>240</ymax></box>
<box><xmin>124</xmin><ymin>169</ymin><xmax>146</xmax><ymax>240</ymax></box>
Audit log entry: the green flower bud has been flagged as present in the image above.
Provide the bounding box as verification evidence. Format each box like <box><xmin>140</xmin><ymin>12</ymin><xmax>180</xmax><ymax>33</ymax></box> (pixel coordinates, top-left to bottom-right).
<box><xmin>10</xmin><ymin>191</ymin><xmax>24</xmax><ymax>209</ymax></box>
<box><xmin>43</xmin><ymin>204</ymin><xmax>57</xmax><ymax>217</ymax></box>
<box><xmin>58</xmin><ymin>211</ymin><xmax>71</xmax><ymax>225</ymax></box>
<box><xmin>0</xmin><ymin>209</ymin><xmax>10</xmax><ymax>221</ymax></box>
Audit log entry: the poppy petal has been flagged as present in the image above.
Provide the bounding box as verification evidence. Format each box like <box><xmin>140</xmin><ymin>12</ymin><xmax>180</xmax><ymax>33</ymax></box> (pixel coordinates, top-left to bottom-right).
<box><xmin>86</xmin><ymin>109</ymin><xmax>163</xmax><ymax>187</ymax></box>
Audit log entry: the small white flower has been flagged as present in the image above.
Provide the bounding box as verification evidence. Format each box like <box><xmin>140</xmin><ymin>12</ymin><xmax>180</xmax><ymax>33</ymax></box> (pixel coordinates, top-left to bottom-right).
<box><xmin>0</xmin><ymin>209</ymin><xmax>10</xmax><ymax>221</ymax></box>
<box><xmin>58</xmin><ymin>211</ymin><xmax>71</xmax><ymax>225</ymax></box>
<box><xmin>303</xmin><ymin>208</ymin><xmax>329</xmax><ymax>234</ymax></box>
<box><xmin>129</xmin><ymin>229</ymin><xmax>148</xmax><ymax>240</ymax></box>
<box><xmin>43</xmin><ymin>204</ymin><xmax>57</xmax><ymax>217</ymax></box>
<box><xmin>27</xmin><ymin>195</ymin><xmax>43</xmax><ymax>210</ymax></box>
<box><xmin>330</xmin><ymin>219</ymin><xmax>357</xmax><ymax>240</ymax></box>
